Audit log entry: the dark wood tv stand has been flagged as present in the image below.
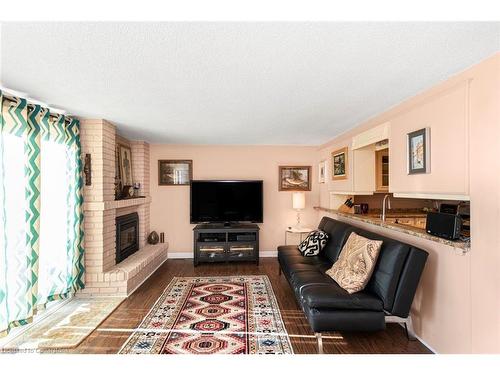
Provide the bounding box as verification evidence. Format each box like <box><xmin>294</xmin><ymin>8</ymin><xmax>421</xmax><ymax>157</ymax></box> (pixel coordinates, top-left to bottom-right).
<box><xmin>193</xmin><ymin>223</ymin><xmax>259</xmax><ymax>266</ymax></box>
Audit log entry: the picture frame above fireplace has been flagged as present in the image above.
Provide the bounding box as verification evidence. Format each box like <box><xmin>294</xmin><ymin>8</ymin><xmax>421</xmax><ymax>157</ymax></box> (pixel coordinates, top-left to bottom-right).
<box><xmin>118</xmin><ymin>144</ymin><xmax>134</xmax><ymax>187</ymax></box>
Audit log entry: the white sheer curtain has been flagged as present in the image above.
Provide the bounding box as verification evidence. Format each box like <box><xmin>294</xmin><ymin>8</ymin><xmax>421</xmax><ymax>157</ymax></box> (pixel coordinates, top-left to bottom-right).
<box><xmin>38</xmin><ymin>140</ymin><xmax>71</xmax><ymax>303</ymax></box>
<box><xmin>0</xmin><ymin>133</ymin><xmax>31</xmax><ymax>330</ymax></box>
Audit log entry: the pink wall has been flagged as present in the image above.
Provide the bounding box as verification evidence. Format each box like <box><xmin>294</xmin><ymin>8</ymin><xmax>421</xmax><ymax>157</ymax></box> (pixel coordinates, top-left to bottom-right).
<box><xmin>149</xmin><ymin>145</ymin><xmax>319</xmax><ymax>255</ymax></box>
<box><xmin>317</xmin><ymin>53</ymin><xmax>500</xmax><ymax>353</ymax></box>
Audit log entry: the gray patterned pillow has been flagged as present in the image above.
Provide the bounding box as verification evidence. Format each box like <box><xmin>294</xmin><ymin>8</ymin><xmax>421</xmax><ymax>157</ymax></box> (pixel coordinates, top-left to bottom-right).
<box><xmin>298</xmin><ymin>230</ymin><xmax>329</xmax><ymax>256</ymax></box>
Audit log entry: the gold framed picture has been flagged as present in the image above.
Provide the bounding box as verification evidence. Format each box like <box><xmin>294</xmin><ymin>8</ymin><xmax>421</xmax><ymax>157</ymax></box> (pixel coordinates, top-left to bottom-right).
<box><xmin>158</xmin><ymin>160</ymin><xmax>193</xmax><ymax>185</ymax></box>
<box><xmin>331</xmin><ymin>147</ymin><xmax>348</xmax><ymax>180</ymax></box>
<box><xmin>279</xmin><ymin>166</ymin><xmax>311</xmax><ymax>191</ymax></box>
<box><xmin>118</xmin><ymin>145</ymin><xmax>133</xmax><ymax>186</ymax></box>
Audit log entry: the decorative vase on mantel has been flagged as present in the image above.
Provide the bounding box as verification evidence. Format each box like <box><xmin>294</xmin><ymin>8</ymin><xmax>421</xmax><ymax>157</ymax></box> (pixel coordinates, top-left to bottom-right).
<box><xmin>147</xmin><ymin>231</ymin><xmax>159</xmax><ymax>245</ymax></box>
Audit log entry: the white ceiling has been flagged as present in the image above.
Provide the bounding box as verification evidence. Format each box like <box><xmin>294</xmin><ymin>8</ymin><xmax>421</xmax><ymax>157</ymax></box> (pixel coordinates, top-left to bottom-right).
<box><xmin>1</xmin><ymin>22</ymin><xmax>499</xmax><ymax>145</ymax></box>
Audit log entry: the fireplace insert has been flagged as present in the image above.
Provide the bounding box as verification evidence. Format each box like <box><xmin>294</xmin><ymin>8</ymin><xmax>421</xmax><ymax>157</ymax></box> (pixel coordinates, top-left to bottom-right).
<box><xmin>116</xmin><ymin>212</ymin><xmax>139</xmax><ymax>263</ymax></box>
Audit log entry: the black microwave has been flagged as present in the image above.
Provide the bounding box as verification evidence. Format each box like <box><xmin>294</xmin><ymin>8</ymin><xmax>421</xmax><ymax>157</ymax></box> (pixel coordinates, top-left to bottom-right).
<box><xmin>426</xmin><ymin>212</ymin><xmax>462</xmax><ymax>240</ymax></box>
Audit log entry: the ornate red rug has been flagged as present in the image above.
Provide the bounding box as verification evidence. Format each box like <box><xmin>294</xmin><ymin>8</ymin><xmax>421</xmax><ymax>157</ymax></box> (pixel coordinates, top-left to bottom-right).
<box><xmin>119</xmin><ymin>276</ymin><xmax>293</xmax><ymax>354</ymax></box>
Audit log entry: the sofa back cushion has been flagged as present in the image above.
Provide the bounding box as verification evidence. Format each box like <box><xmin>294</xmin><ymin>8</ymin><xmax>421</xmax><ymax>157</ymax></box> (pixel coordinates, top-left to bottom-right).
<box><xmin>317</xmin><ymin>217</ymin><xmax>354</xmax><ymax>263</ymax></box>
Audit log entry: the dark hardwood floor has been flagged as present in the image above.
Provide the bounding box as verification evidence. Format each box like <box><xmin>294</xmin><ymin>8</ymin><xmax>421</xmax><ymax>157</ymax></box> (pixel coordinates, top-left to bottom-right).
<box><xmin>69</xmin><ymin>258</ymin><xmax>432</xmax><ymax>354</ymax></box>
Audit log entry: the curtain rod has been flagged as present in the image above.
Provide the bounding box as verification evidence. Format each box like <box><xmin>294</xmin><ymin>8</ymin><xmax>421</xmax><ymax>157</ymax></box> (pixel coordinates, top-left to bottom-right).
<box><xmin>2</xmin><ymin>93</ymin><xmax>74</xmax><ymax>119</ymax></box>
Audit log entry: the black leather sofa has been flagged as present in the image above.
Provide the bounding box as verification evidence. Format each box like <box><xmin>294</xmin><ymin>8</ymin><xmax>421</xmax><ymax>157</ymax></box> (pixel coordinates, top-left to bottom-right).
<box><xmin>278</xmin><ymin>216</ymin><xmax>428</xmax><ymax>352</ymax></box>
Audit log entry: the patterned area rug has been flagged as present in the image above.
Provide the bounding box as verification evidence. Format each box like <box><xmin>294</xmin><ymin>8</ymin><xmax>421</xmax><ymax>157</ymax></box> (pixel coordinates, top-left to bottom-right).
<box><xmin>119</xmin><ymin>275</ymin><xmax>293</xmax><ymax>354</ymax></box>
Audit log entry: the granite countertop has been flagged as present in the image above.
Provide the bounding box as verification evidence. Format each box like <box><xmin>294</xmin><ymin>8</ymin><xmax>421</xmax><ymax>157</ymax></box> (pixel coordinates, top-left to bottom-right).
<box><xmin>363</xmin><ymin>212</ymin><xmax>428</xmax><ymax>218</ymax></box>
<box><xmin>314</xmin><ymin>206</ymin><xmax>470</xmax><ymax>252</ymax></box>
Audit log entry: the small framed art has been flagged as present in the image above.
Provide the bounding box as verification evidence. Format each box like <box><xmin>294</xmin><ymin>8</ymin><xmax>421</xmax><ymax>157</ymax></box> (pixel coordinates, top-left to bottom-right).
<box><xmin>318</xmin><ymin>160</ymin><xmax>326</xmax><ymax>183</ymax></box>
<box><xmin>407</xmin><ymin>128</ymin><xmax>430</xmax><ymax>174</ymax></box>
<box><xmin>331</xmin><ymin>147</ymin><xmax>348</xmax><ymax>180</ymax></box>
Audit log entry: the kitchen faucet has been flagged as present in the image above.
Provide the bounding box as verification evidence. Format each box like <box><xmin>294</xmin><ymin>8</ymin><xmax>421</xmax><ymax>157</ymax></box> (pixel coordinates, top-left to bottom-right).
<box><xmin>381</xmin><ymin>194</ymin><xmax>391</xmax><ymax>222</ymax></box>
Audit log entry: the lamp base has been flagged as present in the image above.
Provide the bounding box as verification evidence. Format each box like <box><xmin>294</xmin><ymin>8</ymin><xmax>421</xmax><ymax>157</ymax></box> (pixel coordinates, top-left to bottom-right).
<box><xmin>294</xmin><ymin>210</ymin><xmax>302</xmax><ymax>230</ymax></box>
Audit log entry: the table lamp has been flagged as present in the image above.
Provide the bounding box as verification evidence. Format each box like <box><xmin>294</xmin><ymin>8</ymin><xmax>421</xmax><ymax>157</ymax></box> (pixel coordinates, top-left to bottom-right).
<box><xmin>292</xmin><ymin>192</ymin><xmax>306</xmax><ymax>229</ymax></box>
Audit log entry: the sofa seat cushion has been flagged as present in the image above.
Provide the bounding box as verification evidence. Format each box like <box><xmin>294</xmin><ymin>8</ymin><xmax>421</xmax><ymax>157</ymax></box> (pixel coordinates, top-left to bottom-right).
<box><xmin>279</xmin><ymin>252</ymin><xmax>332</xmax><ymax>275</ymax></box>
<box><xmin>289</xmin><ymin>270</ymin><xmax>336</xmax><ymax>294</ymax></box>
<box><xmin>284</xmin><ymin>262</ymin><xmax>324</xmax><ymax>275</ymax></box>
<box><xmin>277</xmin><ymin>245</ymin><xmax>300</xmax><ymax>256</ymax></box>
<box><xmin>300</xmin><ymin>284</ymin><xmax>383</xmax><ymax>311</ymax></box>
<box><xmin>302</xmin><ymin>304</ymin><xmax>385</xmax><ymax>333</ymax></box>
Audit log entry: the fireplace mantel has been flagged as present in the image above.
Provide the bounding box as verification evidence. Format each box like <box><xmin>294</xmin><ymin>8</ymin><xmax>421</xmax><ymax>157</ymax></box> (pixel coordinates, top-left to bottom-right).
<box><xmin>84</xmin><ymin>196</ymin><xmax>151</xmax><ymax>211</ymax></box>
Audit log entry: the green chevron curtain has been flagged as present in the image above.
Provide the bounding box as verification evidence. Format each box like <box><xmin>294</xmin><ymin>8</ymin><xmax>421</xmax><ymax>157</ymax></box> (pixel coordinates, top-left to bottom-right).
<box><xmin>0</xmin><ymin>91</ymin><xmax>84</xmax><ymax>336</ymax></box>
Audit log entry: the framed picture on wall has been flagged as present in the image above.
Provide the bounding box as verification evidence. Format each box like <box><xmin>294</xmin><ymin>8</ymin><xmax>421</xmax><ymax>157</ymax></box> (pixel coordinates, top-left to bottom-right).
<box><xmin>279</xmin><ymin>166</ymin><xmax>311</xmax><ymax>191</ymax></box>
<box><xmin>118</xmin><ymin>145</ymin><xmax>133</xmax><ymax>186</ymax></box>
<box><xmin>318</xmin><ymin>160</ymin><xmax>326</xmax><ymax>183</ymax></box>
<box><xmin>158</xmin><ymin>160</ymin><xmax>193</xmax><ymax>185</ymax></box>
<box><xmin>407</xmin><ymin>128</ymin><xmax>430</xmax><ymax>174</ymax></box>
<box><xmin>331</xmin><ymin>147</ymin><xmax>348</xmax><ymax>180</ymax></box>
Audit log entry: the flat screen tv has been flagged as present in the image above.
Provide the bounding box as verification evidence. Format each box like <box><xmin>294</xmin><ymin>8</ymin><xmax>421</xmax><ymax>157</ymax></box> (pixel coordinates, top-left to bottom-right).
<box><xmin>190</xmin><ymin>180</ymin><xmax>263</xmax><ymax>224</ymax></box>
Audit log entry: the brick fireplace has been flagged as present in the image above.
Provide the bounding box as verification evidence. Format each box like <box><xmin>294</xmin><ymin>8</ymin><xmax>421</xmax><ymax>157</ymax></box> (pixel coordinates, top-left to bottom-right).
<box><xmin>78</xmin><ymin>119</ymin><xmax>168</xmax><ymax>296</ymax></box>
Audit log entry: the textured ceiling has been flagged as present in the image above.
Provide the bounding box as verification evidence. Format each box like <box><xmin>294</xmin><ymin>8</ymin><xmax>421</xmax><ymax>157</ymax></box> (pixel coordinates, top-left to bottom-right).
<box><xmin>1</xmin><ymin>22</ymin><xmax>499</xmax><ymax>144</ymax></box>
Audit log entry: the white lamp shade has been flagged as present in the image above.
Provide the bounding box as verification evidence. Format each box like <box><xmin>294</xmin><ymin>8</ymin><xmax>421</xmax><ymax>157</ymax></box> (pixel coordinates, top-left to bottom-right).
<box><xmin>292</xmin><ymin>192</ymin><xmax>306</xmax><ymax>210</ymax></box>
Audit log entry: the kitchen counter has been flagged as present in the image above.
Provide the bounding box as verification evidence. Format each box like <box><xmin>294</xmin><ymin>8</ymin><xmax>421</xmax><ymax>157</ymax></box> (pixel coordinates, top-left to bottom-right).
<box><xmin>363</xmin><ymin>212</ymin><xmax>428</xmax><ymax>218</ymax></box>
<box><xmin>314</xmin><ymin>206</ymin><xmax>470</xmax><ymax>252</ymax></box>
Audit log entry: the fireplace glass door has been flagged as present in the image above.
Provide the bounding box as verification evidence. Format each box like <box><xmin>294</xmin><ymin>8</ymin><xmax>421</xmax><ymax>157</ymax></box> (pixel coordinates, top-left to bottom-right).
<box><xmin>116</xmin><ymin>212</ymin><xmax>139</xmax><ymax>263</ymax></box>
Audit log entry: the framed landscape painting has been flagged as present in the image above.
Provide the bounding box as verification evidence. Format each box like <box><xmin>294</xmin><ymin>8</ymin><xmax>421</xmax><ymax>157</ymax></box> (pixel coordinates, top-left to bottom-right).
<box><xmin>331</xmin><ymin>147</ymin><xmax>348</xmax><ymax>180</ymax></box>
<box><xmin>407</xmin><ymin>128</ymin><xmax>430</xmax><ymax>174</ymax></box>
<box><xmin>279</xmin><ymin>166</ymin><xmax>311</xmax><ymax>191</ymax></box>
<box><xmin>158</xmin><ymin>160</ymin><xmax>193</xmax><ymax>185</ymax></box>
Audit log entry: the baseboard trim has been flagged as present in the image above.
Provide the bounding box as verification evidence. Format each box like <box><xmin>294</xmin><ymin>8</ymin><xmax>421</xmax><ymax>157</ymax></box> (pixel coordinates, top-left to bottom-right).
<box><xmin>396</xmin><ymin>322</ymin><xmax>437</xmax><ymax>354</ymax></box>
<box><xmin>413</xmin><ymin>333</ymin><xmax>437</xmax><ymax>354</ymax></box>
<box><xmin>260</xmin><ymin>251</ymin><xmax>277</xmax><ymax>257</ymax></box>
<box><xmin>167</xmin><ymin>251</ymin><xmax>278</xmax><ymax>259</ymax></box>
<box><xmin>168</xmin><ymin>252</ymin><xmax>194</xmax><ymax>259</ymax></box>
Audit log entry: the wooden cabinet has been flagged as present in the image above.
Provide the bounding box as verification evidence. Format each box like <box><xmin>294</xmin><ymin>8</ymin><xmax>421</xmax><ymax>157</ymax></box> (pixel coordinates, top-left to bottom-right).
<box><xmin>383</xmin><ymin>216</ymin><xmax>427</xmax><ymax>229</ymax></box>
<box><xmin>327</xmin><ymin>145</ymin><xmax>376</xmax><ymax>195</ymax></box>
<box><xmin>396</xmin><ymin>217</ymin><xmax>415</xmax><ymax>226</ymax></box>
<box><xmin>414</xmin><ymin>217</ymin><xmax>427</xmax><ymax>229</ymax></box>
<box><xmin>375</xmin><ymin>149</ymin><xmax>389</xmax><ymax>192</ymax></box>
<box><xmin>193</xmin><ymin>224</ymin><xmax>259</xmax><ymax>266</ymax></box>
